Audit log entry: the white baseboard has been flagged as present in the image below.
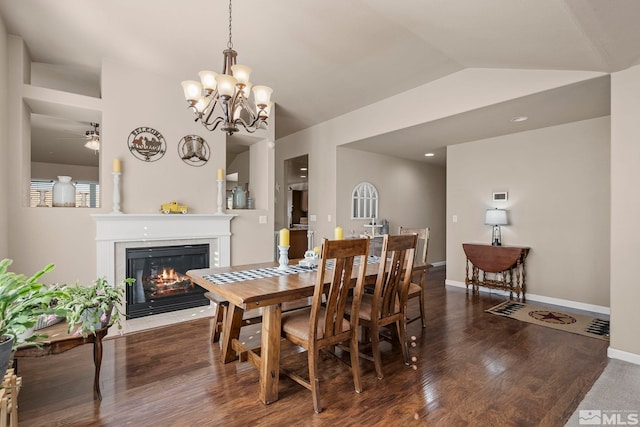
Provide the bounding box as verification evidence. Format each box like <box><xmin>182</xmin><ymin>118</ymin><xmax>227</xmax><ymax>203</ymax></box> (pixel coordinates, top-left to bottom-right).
<box><xmin>444</xmin><ymin>279</ymin><xmax>610</xmax><ymax>315</ymax></box>
<box><xmin>608</xmin><ymin>347</ymin><xmax>640</xmax><ymax>366</ymax></box>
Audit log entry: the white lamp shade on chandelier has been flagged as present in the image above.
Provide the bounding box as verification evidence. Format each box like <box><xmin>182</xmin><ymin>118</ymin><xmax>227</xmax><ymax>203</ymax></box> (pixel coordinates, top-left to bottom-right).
<box><xmin>180</xmin><ymin>0</ymin><xmax>273</xmax><ymax>136</ymax></box>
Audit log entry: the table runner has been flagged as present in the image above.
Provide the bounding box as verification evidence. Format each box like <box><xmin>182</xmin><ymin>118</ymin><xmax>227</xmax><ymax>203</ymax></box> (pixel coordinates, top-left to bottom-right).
<box><xmin>203</xmin><ymin>255</ymin><xmax>380</xmax><ymax>285</ymax></box>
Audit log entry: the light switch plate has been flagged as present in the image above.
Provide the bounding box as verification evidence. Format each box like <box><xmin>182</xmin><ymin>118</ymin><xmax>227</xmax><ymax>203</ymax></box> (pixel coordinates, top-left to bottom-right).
<box><xmin>259</xmin><ymin>215</ymin><xmax>267</xmax><ymax>224</ymax></box>
<box><xmin>310</xmin><ymin>215</ymin><xmax>317</xmax><ymax>222</ymax></box>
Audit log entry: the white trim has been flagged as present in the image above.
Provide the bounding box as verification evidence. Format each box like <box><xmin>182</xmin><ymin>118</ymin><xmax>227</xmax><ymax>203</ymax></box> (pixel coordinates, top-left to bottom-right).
<box><xmin>431</xmin><ymin>261</ymin><xmax>446</xmax><ymax>267</ymax></box>
<box><xmin>525</xmin><ymin>293</ymin><xmax>609</xmax><ymax>315</ymax></box>
<box><xmin>92</xmin><ymin>213</ymin><xmax>236</xmax><ymax>287</ymax></box>
<box><xmin>607</xmin><ymin>347</ymin><xmax>640</xmax><ymax>366</ymax></box>
<box><xmin>445</xmin><ymin>279</ymin><xmax>610</xmax><ymax>315</ymax></box>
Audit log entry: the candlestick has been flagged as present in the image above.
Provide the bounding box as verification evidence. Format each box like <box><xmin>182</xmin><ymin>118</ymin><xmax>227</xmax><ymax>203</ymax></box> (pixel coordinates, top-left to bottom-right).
<box><xmin>36</xmin><ymin>189</ymin><xmax>48</xmax><ymax>207</ymax></box>
<box><xmin>277</xmin><ymin>245</ymin><xmax>290</xmax><ymax>271</ymax></box>
<box><xmin>112</xmin><ymin>172</ymin><xmax>122</xmax><ymax>214</ymax></box>
<box><xmin>216</xmin><ymin>179</ymin><xmax>224</xmax><ymax>214</ymax></box>
<box><xmin>217</xmin><ymin>168</ymin><xmax>224</xmax><ymax>181</ymax></box>
<box><xmin>112</xmin><ymin>158</ymin><xmax>121</xmax><ymax>173</ymax></box>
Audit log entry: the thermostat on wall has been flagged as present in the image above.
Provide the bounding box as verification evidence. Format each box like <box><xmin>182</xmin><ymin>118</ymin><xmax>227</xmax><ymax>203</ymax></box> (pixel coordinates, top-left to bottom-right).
<box><xmin>493</xmin><ymin>192</ymin><xmax>508</xmax><ymax>201</ymax></box>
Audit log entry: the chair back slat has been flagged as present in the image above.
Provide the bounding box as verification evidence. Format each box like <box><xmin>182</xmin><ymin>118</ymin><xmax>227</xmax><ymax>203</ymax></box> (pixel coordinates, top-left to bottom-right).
<box><xmin>373</xmin><ymin>234</ymin><xmax>417</xmax><ymax>320</ymax></box>
<box><xmin>398</xmin><ymin>226</ymin><xmax>430</xmax><ymax>264</ymax></box>
<box><xmin>311</xmin><ymin>238</ymin><xmax>369</xmax><ymax>342</ymax></box>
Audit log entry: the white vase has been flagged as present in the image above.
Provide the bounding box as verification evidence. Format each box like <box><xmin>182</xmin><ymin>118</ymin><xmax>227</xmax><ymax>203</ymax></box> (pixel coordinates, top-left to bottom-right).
<box><xmin>52</xmin><ymin>175</ymin><xmax>75</xmax><ymax>207</ymax></box>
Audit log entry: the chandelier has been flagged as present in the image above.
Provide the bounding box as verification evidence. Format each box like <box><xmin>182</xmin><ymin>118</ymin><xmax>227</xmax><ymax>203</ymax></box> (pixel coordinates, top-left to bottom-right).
<box><xmin>181</xmin><ymin>0</ymin><xmax>273</xmax><ymax>136</ymax></box>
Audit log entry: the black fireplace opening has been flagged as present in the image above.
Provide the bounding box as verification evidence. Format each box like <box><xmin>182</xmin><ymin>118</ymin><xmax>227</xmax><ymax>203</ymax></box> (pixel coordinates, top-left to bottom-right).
<box><xmin>126</xmin><ymin>244</ymin><xmax>209</xmax><ymax>319</ymax></box>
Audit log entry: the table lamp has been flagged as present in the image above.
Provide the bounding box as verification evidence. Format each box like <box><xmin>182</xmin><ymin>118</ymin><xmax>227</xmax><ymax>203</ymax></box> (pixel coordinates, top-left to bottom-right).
<box><xmin>485</xmin><ymin>208</ymin><xmax>508</xmax><ymax>246</ymax></box>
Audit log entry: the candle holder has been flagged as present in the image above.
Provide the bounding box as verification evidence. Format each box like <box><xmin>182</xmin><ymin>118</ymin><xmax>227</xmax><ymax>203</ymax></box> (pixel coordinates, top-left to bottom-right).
<box><xmin>112</xmin><ymin>172</ymin><xmax>122</xmax><ymax>214</ymax></box>
<box><xmin>277</xmin><ymin>245</ymin><xmax>290</xmax><ymax>270</ymax></box>
<box><xmin>36</xmin><ymin>189</ymin><xmax>48</xmax><ymax>207</ymax></box>
<box><xmin>216</xmin><ymin>179</ymin><xmax>224</xmax><ymax>214</ymax></box>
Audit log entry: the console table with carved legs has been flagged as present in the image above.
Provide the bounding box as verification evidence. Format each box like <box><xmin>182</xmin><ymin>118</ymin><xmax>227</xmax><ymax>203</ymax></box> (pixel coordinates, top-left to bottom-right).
<box><xmin>463</xmin><ymin>243</ymin><xmax>530</xmax><ymax>301</ymax></box>
<box><xmin>13</xmin><ymin>321</ymin><xmax>110</xmax><ymax>400</ymax></box>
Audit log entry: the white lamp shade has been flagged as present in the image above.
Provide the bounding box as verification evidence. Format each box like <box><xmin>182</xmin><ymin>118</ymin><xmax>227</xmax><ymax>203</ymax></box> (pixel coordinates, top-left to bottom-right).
<box><xmin>198</xmin><ymin>70</ymin><xmax>218</xmax><ymax>91</ymax></box>
<box><xmin>231</xmin><ymin>64</ymin><xmax>252</xmax><ymax>85</ymax></box>
<box><xmin>181</xmin><ymin>80</ymin><xmax>202</xmax><ymax>101</ymax></box>
<box><xmin>485</xmin><ymin>209</ymin><xmax>508</xmax><ymax>225</ymax></box>
<box><xmin>84</xmin><ymin>138</ymin><xmax>100</xmax><ymax>151</ymax></box>
<box><xmin>194</xmin><ymin>96</ymin><xmax>211</xmax><ymax>113</ymax></box>
<box><xmin>252</xmin><ymin>85</ymin><xmax>273</xmax><ymax>107</ymax></box>
<box><xmin>216</xmin><ymin>74</ymin><xmax>237</xmax><ymax>97</ymax></box>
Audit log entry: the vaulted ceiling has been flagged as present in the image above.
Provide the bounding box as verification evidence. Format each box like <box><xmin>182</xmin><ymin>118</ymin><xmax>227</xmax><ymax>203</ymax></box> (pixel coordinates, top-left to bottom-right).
<box><xmin>1</xmin><ymin>0</ymin><xmax>639</xmax><ymax>165</ymax></box>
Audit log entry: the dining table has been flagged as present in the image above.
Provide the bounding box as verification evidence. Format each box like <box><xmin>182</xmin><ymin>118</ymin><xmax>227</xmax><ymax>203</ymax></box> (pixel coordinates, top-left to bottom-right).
<box><xmin>186</xmin><ymin>257</ymin><xmax>428</xmax><ymax>405</ymax></box>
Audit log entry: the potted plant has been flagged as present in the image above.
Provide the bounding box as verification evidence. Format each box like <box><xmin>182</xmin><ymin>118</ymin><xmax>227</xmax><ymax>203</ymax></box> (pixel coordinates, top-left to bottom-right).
<box><xmin>0</xmin><ymin>259</ymin><xmax>65</xmax><ymax>377</ymax></box>
<box><xmin>60</xmin><ymin>277</ymin><xmax>134</xmax><ymax>338</ymax></box>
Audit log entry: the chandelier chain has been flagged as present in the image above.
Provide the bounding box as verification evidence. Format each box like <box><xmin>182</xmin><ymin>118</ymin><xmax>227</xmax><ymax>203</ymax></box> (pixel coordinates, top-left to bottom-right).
<box><xmin>227</xmin><ymin>0</ymin><xmax>233</xmax><ymax>49</ymax></box>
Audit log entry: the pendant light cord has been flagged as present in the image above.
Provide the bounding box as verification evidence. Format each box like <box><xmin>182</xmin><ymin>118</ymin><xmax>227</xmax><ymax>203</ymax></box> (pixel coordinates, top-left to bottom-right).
<box><xmin>227</xmin><ymin>0</ymin><xmax>233</xmax><ymax>49</ymax></box>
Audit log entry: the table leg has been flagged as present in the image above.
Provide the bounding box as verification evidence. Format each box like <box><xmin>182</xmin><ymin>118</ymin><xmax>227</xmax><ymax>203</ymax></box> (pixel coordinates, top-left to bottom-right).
<box><xmin>259</xmin><ymin>304</ymin><xmax>282</xmax><ymax>404</ymax></box>
<box><xmin>222</xmin><ymin>304</ymin><xmax>245</xmax><ymax>363</ymax></box>
<box><xmin>93</xmin><ymin>331</ymin><xmax>105</xmax><ymax>400</ymax></box>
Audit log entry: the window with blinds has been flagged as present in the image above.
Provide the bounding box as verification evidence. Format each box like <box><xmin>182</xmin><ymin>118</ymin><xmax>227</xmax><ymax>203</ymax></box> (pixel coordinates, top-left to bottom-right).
<box><xmin>30</xmin><ymin>179</ymin><xmax>100</xmax><ymax>208</ymax></box>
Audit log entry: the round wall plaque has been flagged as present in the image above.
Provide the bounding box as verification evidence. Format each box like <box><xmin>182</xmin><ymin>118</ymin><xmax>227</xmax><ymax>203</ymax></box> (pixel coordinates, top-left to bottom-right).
<box><xmin>128</xmin><ymin>127</ymin><xmax>166</xmax><ymax>162</ymax></box>
<box><xmin>178</xmin><ymin>135</ymin><xmax>210</xmax><ymax>167</ymax></box>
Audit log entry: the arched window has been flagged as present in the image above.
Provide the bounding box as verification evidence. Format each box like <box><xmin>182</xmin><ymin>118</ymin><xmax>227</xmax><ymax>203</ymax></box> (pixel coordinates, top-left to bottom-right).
<box><xmin>351</xmin><ymin>182</ymin><xmax>378</xmax><ymax>219</ymax></box>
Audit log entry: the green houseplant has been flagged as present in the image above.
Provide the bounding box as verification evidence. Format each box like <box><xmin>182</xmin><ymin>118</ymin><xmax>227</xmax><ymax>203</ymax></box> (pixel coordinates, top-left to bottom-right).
<box><xmin>0</xmin><ymin>259</ymin><xmax>66</xmax><ymax>376</ymax></box>
<box><xmin>60</xmin><ymin>277</ymin><xmax>134</xmax><ymax>338</ymax></box>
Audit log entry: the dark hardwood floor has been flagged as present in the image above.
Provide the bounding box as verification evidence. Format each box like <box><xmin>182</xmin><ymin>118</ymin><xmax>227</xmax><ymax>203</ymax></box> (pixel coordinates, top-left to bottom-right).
<box><xmin>17</xmin><ymin>267</ymin><xmax>608</xmax><ymax>426</ymax></box>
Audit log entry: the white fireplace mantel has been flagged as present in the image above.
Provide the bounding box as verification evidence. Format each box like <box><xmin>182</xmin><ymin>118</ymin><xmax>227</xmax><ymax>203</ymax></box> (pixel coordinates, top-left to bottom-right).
<box><xmin>92</xmin><ymin>213</ymin><xmax>235</xmax><ymax>285</ymax></box>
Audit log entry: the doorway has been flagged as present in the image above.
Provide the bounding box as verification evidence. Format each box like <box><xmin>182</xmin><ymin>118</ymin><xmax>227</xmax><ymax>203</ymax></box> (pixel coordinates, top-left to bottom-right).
<box><xmin>284</xmin><ymin>155</ymin><xmax>309</xmax><ymax>259</ymax></box>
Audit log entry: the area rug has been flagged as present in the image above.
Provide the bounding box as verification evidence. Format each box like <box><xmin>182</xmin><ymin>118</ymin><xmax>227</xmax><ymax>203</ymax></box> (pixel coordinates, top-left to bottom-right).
<box><xmin>486</xmin><ymin>301</ymin><xmax>609</xmax><ymax>341</ymax></box>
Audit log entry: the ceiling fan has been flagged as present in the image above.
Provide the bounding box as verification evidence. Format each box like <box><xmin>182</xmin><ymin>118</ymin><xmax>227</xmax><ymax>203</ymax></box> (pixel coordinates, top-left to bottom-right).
<box><xmin>83</xmin><ymin>122</ymin><xmax>100</xmax><ymax>151</ymax></box>
<box><xmin>58</xmin><ymin>122</ymin><xmax>100</xmax><ymax>151</ymax></box>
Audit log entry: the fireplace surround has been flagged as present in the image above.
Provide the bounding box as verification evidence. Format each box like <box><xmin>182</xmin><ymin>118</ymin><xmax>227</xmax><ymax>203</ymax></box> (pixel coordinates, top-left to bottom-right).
<box><xmin>92</xmin><ymin>214</ymin><xmax>234</xmax><ymax>326</ymax></box>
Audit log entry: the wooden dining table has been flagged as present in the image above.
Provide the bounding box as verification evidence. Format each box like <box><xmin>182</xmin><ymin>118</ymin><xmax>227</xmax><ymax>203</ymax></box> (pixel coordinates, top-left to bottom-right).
<box><xmin>186</xmin><ymin>258</ymin><xmax>428</xmax><ymax>405</ymax></box>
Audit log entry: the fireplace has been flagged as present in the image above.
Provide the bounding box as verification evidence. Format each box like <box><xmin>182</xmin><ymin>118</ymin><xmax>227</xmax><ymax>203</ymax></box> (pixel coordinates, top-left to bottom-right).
<box><xmin>93</xmin><ymin>213</ymin><xmax>234</xmax><ymax>332</ymax></box>
<box><xmin>126</xmin><ymin>244</ymin><xmax>210</xmax><ymax>318</ymax></box>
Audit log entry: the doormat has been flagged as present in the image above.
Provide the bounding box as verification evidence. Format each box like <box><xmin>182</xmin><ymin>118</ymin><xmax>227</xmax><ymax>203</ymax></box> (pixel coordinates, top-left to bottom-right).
<box><xmin>486</xmin><ymin>301</ymin><xmax>609</xmax><ymax>341</ymax></box>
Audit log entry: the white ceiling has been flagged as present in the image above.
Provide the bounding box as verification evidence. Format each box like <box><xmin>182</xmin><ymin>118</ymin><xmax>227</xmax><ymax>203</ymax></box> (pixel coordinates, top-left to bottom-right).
<box><xmin>1</xmin><ymin>0</ymin><xmax>638</xmax><ymax>166</ymax></box>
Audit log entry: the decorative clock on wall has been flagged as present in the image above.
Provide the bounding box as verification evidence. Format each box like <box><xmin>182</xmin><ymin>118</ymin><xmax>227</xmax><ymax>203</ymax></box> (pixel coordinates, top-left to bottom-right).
<box><xmin>127</xmin><ymin>127</ymin><xmax>166</xmax><ymax>162</ymax></box>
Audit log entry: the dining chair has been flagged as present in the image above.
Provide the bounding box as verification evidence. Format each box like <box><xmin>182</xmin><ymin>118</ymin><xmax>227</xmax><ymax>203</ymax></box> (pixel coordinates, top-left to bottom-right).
<box><xmin>280</xmin><ymin>237</ymin><xmax>369</xmax><ymax>413</ymax></box>
<box><xmin>347</xmin><ymin>233</ymin><xmax>417</xmax><ymax>379</ymax></box>
<box><xmin>398</xmin><ymin>226</ymin><xmax>430</xmax><ymax>327</ymax></box>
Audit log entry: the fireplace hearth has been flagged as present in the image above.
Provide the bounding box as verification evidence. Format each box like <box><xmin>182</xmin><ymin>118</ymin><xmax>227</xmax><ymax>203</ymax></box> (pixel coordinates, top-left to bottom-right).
<box><xmin>126</xmin><ymin>244</ymin><xmax>209</xmax><ymax>318</ymax></box>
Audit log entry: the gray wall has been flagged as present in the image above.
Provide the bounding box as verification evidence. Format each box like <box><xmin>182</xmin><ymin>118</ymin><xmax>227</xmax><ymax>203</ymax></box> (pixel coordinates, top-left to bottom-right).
<box><xmin>0</xmin><ymin>15</ymin><xmax>7</xmax><ymax>259</ymax></box>
<box><xmin>610</xmin><ymin>65</ymin><xmax>640</xmax><ymax>358</ymax></box>
<box><xmin>447</xmin><ymin>116</ymin><xmax>610</xmax><ymax>307</ymax></box>
<box><xmin>336</xmin><ymin>146</ymin><xmax>446</xmax><ymax>264</ymax></box>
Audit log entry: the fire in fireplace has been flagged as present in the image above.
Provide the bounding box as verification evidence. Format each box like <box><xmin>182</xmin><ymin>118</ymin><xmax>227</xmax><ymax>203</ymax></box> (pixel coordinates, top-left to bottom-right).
<box><xmin>126</xmin><ymin>244</ymin><xmax>209</xmax><ymax>318</ymax></box>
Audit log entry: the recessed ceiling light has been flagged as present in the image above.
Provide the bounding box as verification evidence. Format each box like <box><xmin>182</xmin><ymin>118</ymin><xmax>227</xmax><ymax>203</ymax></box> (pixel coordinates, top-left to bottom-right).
<box><xmin>424</xmin><ymin>153</ymin><xmax>435</xmax><ymax>157</ymax></box>
<box><xmin>300</xmin><ymin>167</ymin><xmax>308</xmax><ymax>171</ymax></box>
<box><xmin>510</xmin><ymin>116</ymin><xmax>528</xmax><ymax>122</ymax></box>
